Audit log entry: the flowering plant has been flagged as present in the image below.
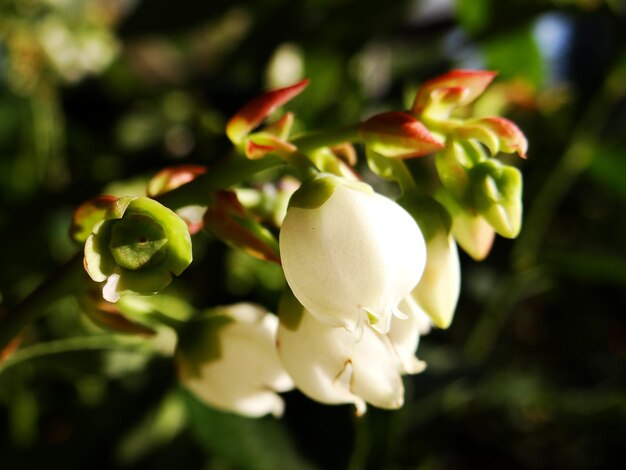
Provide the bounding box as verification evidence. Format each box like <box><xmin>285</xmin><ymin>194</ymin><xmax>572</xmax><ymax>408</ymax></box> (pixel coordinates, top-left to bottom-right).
<box><xmin>1</xmin><ymin>69</ymin><xmax>526</xmax><ymax>418</ymax></box>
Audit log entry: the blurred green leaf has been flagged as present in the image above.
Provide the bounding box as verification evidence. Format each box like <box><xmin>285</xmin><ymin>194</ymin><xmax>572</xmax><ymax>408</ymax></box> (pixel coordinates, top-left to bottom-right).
<box><xmin>456</xmin><ymin>0</ymin><xmax>492</xmax><ymax>33</ymax></box>
<box><xmin>181</xmin><ymin>388</ymin><xmax>315</xmax><ymax>470</ymax></box>
<box><xmin>483</xmin><ymin>26</ymin><xmax>545</xmax><ymax>89</ymax></box>
<box><xmin>116</xmin><ymin>391</ymin><xmax>187</xmax><ymax>466</ymax></box>
<box><xmin>546</xmin><ymin>251</ymin><xmax>626</xmax><ymax>285</ymax></box>
<box><xmin>587</xmin><ymin>144</ymin><xmax>626</xmax><ymax>203</ymax></box>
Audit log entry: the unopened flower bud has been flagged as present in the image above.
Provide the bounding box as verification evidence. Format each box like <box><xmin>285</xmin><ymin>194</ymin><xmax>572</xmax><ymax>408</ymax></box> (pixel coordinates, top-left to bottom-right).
<box><xmin>411</xmin><ymin>70</ymin><xmax>497</xmax><ymax>119</ymax></box>
<box><xmin>226</xmin><ymin>80</ymin><xmax>308</xmax><ymax>145</ymax></box>
<box><xmin>360</xmin><ymin>111</ymin><xmax>443</xmax><ymax>159</ymax></box>
<box><xmin>436</xmin><ymin>189</ymin><xmax>495</xmax><ymax>261</ymax></box>
<box><xmin>398</xmin><ymin>196</ymin><xmax>460</xmax><ymax>329</ymax></box>
<box><xmin>470</xmin><ymin>160</ymin><xmax>523</xmax><ymax>239</ymax></box>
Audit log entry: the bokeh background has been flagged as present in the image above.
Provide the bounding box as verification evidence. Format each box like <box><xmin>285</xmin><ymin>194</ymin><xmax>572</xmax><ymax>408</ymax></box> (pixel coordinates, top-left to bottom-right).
<box><xmin>1</xmin><ymin>0</ymin><xmax>626</xmax><ymax>468</ymax></box>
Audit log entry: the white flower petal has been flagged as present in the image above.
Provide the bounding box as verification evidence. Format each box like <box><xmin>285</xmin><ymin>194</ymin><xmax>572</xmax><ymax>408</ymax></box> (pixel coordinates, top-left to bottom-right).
<box><xmin>102</xmin><ymin>272</ymin><xmax>121</xmax><ymax>303</ymax></box>
<box><xmin>177</xmin><ymin>303</ymin><xmax>293</xmax><ymax>418</ymax></box>
<box><xmin>277</xmin><ymin>304</ymin><xmax>405</xmax><ymax>412</ymax></box>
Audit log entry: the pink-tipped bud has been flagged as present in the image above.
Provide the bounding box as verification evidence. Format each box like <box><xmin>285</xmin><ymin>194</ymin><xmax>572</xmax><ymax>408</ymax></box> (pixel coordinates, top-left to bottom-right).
<box><xmin>411</xmin><ymin>70</ymin><xmax>497</xmax><ymax>117</ymax></box>
<box><xmin>147</xmin><ymin>165</ymin><xmax>207</xmax><ymax>197</ymax></box>
<box><xmin>204</xmin><ymin>190</ymin><xmax>281</xmax><ymax>264</ymax></box>
<box><xmin>360</xmin><ymin>111</ymin><xmax>444</xmax><ymax>159</ymax></box>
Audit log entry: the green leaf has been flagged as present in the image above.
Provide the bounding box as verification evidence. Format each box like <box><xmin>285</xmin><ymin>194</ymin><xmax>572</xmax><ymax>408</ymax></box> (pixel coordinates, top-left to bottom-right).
<box><xmin>181</xmin><ymin>388</ymin><xmax>315</xmax><ymax>470</ymax></box>
<box><xmin>456</xmin><ymin>0</ymin><xmax>492</xmax><ymax>33</ymax></box>
<box><xmin>587</xmin><ymin>144</ymin><xmax>626</xmax><ymax>204</ymax></box>
<box><xmin>484</xmin><ymin>26</ymin><xmax>545</xmax><ymax>89</ymax></box>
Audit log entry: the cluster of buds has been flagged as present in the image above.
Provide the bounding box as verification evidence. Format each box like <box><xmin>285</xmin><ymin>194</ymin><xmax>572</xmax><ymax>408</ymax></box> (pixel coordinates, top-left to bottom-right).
<box><xmin>71</xmin><ymin>69</ymin><xmax>526</xmax><ymax>417</ymax></box>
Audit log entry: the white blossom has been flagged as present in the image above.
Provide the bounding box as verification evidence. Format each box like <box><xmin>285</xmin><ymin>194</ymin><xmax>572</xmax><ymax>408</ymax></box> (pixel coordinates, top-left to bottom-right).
<box><xmin>176</xmin><ymin>303</ymin><xmax>294</xmax><ymax>418</ymax></box>
<box><xmin>277</xmin><ymin>293</ymin><xmax>425</xmax><ymax>414</ymax></box>
<box><xmin>280</xmin><ymin>178</ymin><xmax>426</xmax><ymax>334</ymax></box>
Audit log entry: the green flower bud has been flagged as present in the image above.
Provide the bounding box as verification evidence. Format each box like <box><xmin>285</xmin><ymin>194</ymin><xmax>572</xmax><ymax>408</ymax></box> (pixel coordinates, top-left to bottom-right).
<box><xmin>397</xmin><ymin>195</ymin><xmax>459</xmax><ymax>329</ymax></box>
<box><xmin>82</xmin><ymin>196</ymin><xmax>192</xmax><ymax>303</ymax></box>
<box><xmin>469</xmin><ymin>160</ymin><xmax>523</xmax><ymax>239</ymax></box>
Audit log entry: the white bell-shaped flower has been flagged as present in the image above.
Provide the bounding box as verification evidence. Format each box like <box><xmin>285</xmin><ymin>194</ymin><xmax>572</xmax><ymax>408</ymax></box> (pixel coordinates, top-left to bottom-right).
<box><xmin>176</xmin><ymin>303</ymin><xmax>294</xmax><ymax>418</ymax></box>
<box><xmin>279</xmin><ymin>175</ymin><xmax>426</xmax><ymax>334</ymax></box>
<box><xmin>277</xmin><ymin>292</ymin><xmax>425</xmax><ymax>415</ymax></box>
<box><xmin>405</xmin><ymin>231</ymin><xmax>461</xmax><ymax>329</ymax></box>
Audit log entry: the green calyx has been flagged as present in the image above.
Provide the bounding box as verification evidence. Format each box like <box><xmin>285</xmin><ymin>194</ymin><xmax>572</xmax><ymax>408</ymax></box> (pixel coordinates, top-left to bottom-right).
<box><xmin>109</xmin><ymin>214</ymin><xmax>169</xmax><ymax>270</ymax></box>
<box><xmin>288</xmin><ymin>173</ymin><xmax>373</xmax><ymax>209</ymax></box>
<box><xmin>84</xmin><ymin>196</ymin><xmax>193</xmax><ymax>301</ymax></box>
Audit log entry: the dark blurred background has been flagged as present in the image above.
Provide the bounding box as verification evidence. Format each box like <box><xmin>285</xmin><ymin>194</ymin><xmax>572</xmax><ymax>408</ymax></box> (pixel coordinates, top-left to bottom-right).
<box><xmin>1</xmin><ymin>0</ymin><xmax>626</xmax><ymax>468</ymax></box>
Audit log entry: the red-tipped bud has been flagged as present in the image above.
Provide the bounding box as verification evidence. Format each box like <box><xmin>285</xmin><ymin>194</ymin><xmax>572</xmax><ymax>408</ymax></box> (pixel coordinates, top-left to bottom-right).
<box><xmin>411</xmin><ymin>70</ymin><xmax>497</xmax><ymax>117</ymax></box>
<box><xmin>226</xmin><ymin>79</ymin><xmax>309</xmax><ymax>145</ymax></box>
<box><xmin>147</xmin><ymin>165</ymin><xmax>207</xmax><ymax>197</ymax></box>
<box><xmin>204</xmin><ymin>190</ymin><xmax>281</xmax><ymax>264</ymax></box>
<box><xmin>360</xmin><ymin>111</ymin><xmax>444</xmax><ymax>159</ymax></box>
<box><xmin>472</xmin><ymin>117</ymin><xmax>528</xmax><ymax>158</ymax></box>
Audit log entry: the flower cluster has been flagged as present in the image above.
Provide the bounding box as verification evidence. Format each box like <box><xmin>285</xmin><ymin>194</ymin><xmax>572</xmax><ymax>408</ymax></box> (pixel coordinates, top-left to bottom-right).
<box><xmin>70</xmin><ymin>70</ymin><xmax>526</xmax><ymax>417</ymax></box>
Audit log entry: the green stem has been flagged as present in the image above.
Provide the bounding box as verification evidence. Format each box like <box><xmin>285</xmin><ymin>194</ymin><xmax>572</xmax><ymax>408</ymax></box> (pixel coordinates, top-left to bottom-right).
<box><xmin>281</xmin><ymin>150</ymin><xmax>320</xmax><ymax>181</ymax></box>
<box><xmin>290</xmin><ymin>124</ymin><xmax>361</xmax><ymax>153</ymax></box>
<box><xmin>0</xmin><ymin>334</ymin><xmax>149</xmax><ymax>374</ymax></box>
<box><xmin>156</xmin><ymin>154</ymin><xmax>284</xmax><ymax>210</ymax></box>
<box><xmin>348</xmin><ymin>409</ymin><xmax>394</xmax><ymax>470</ymax></box>
<box><xmin>391</xmin><ymin>159</ymin><xmax>418</xmax><ymax>194</ymax></box>
<box><xmin>0</xmin><ymin>252</ymin><xmax>83</xmax><ymax>351</ymax></box>
<box><xmin>158</xmin><ymin>123</ymin><xmax>365</xmax><ymax>209</ymax></box>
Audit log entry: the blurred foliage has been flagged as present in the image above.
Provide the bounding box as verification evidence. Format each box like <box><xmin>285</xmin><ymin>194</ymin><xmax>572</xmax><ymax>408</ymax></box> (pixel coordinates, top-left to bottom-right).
<box><xmin>1</xmin><ymin>0</ymin><xmax>626</xmax><ymax>469</ymax></box>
